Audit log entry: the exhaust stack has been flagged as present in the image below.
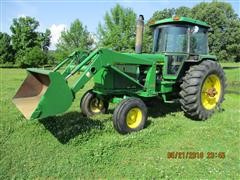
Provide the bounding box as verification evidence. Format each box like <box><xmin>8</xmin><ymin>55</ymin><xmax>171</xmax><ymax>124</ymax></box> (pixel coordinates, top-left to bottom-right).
<box><xmin>135</xmin><ymin>15</ymin><xmax>144</xmax><ymax>54</ymax></box>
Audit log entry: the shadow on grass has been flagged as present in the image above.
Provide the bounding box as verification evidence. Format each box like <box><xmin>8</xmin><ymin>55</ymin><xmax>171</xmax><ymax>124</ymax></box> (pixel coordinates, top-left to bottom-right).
<box><xmin>223</xmin><ymin>66</ymin><xmax>240</xmax><ymax>70</ymax></box>
<box><xmin>145</xmin><ymin>98</ymin><xmax>182</xmax><ymax>118</ymax></box>
<box><xmin>39</xmin><ymin>111</ymin><xmax>104</xmax><ymax>144</ymax></box>
<box><xmin>39</xmin><ymin>99</ymin><xmax>182</xmax><ymax>144</ymax></box>
<box><xmin>226</xmin><ymin>90</ymin><xmax>240</xmax><ymax>95</ymax></box>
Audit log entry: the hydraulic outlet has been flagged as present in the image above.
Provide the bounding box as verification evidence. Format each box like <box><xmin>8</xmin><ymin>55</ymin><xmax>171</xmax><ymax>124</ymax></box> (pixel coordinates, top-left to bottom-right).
<box><xmin>135</xmin><ymin>15</ymin><xmax>144</xmax><ymax>54</ymax></box>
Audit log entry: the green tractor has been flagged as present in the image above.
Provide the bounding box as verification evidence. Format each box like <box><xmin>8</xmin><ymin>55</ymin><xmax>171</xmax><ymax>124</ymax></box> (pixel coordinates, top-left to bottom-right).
<box><xmin>13</xmin><ymin>16</ymin><xmax>226</xmax><ymax>134</ymax></box>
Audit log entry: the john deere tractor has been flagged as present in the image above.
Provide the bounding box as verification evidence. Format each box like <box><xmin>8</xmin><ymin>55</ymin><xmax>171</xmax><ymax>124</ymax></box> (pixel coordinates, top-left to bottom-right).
<box><xmin>13</xmin><ymin>16</ymin><xmax>226</xmax><ymax>134</ymax></box>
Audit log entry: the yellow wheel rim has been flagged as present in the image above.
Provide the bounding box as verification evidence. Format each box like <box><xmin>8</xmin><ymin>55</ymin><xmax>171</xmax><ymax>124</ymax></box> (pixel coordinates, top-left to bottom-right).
<box><xmin>126</xmin><ymin>108</ymin><xmax>142</xmax><ymax>129</ymax></box>
<box><xmin>201</xmin><ymin>74</ymin><xmax>221</xmax><ymax>110</ymax></box>
<box><xmin>90</xmin><ymin>98</ymin><xmax>104</xmax><ymax>113</ymax></box>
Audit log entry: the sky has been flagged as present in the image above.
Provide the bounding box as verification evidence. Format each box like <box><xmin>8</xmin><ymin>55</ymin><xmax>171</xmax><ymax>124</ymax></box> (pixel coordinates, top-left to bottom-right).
<box><xmin>1</xmin><ymin>0</ymin><xmax>240</xmax><ymax>49</ymax></box>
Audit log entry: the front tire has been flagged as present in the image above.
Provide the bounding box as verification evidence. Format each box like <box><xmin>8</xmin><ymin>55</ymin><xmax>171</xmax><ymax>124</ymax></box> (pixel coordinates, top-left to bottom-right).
<box><xmin>80</xmin><ymin>90</ymin><xmax>109</xmax><ymax>117</ymax></box>
<box><xmin>113</xmin><ymin>98</ymin><xmax>147</xmax><ymax>134</ymax></box>
<box><xmin>180</xmin><ymin>60</ymin><xmax>226</xmax><ymax>120</ymax></box>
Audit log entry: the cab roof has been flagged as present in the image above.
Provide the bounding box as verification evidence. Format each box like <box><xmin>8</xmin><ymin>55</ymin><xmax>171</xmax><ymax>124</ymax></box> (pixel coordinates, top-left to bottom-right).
<box><xmin>150</xmin><ymin>16</ymin><xmax>210</xmax><ymax>28</ymax></box>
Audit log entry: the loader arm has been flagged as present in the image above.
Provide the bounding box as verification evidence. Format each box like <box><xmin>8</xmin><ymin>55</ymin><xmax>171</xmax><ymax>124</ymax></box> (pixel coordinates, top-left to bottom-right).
<box><xmin>66</xmin><ymin>48</ymin><xmax>154</xmax><ymax>94</ymax></box>
<box><xmin>12</xmin><ymin>48</ymin><xmax>156</xmax><ymax>120</ymax></box>
<box><xmin>53</xmin><ymin>50</ymin><xmax>89</xmax><ymax>78</ymax></box>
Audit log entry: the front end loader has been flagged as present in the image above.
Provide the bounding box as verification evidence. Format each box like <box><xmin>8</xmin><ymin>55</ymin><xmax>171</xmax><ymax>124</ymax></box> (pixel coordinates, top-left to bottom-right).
<box><xmin>13</xmin><ymin>16</ymin><xmax>226</xmax><ymax>134</ymax></box>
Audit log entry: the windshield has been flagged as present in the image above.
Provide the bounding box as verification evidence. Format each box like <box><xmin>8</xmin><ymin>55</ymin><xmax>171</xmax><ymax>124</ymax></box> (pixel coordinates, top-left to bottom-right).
<box><xmin>153</xmin><ymin>25</ymin><xmax>209</xmax><ymax>54</ymax></box>
<box><xmin>153</xmin><ymin>25</ymin><xmax>188</xmax><ymax>53</ymax></box>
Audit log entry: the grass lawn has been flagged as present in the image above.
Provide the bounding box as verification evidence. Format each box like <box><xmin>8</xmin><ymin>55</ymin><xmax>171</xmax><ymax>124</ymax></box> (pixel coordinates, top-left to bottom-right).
<box><xmin>0</xmin><ymin>62</ymin><xmax>239</xmax><ymax>179</ymax></box>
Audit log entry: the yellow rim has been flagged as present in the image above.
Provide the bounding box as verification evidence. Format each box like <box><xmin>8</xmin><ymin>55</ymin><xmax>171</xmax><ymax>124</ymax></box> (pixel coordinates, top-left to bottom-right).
<box><xmin>201</xmin><ymin>74</ymin><xmax>221</xmax><ymax>110</ymax></box>
<box><xmin>126</xmin><ymin>107</ymin><xmax>143</xmax><ymax>129</ymax></box>
<box><xmin>90</xmin><ymin>98</ymin><xmax>104</xmax><ymax>113</ymax></box>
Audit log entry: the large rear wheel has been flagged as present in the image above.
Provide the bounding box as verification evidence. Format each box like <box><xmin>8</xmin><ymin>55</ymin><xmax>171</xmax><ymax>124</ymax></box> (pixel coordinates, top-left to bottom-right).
<box><xmin>180</xmin><ymin>60</ymin><xmax>226</xmax><ymax>120</ymax></box>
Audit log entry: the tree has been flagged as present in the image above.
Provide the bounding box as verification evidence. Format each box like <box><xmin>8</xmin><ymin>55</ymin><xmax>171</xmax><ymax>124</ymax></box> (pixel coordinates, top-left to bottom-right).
<box><xmin>56</xmin><ymin>19</ymin><xmax>93</xmax><ymax>59</ymax></box>
<box><xmin>175</xmin><ymin>7</ymin><xmax>191</xmax><ymax>17</ymax></box>
<box><xmin>148</xmin><ymin>7</ymin><xmax>191</xmax><ymax>22</ymax></box>
<box><xmin>149</xmin><ymin>8</ymin><xmax>175</xmax><ymax>21</ymax></box>
<box><xmin>97</xmin><ymin>4</ymin><xmax>136</xmax><ymax>52</ymax></box>
<box><xmin>225</xmin><ymin>19</ymin><xmax>240</xmax><ymax>62</ymax></box>
<box><xmin>10</xmin><ymin>16</ymin><xmax>51</xmax><ymax>67</ymax></box>
<box><xmin>39</xmin><ymin>29</ymin><xmax>51</xmax><ymax>52</ymax></box>
<box><xmin>191</xmin><ymin>1</ymin><xmax>240</xmax><ymax>61</ymax></box>
<box><xmin>16</xmin><ymin>47</ymin><xmax>48</xmax><ymax>68</ymax></box>
<box><xmin>10</xmin><ymin>16</ymin><xmax>40</xmax><ymax>51</ymax></box>
<box><xmin>0</xmin><ymin>32</ymin><xmax>14</xmax><ymax>64</ymax></box>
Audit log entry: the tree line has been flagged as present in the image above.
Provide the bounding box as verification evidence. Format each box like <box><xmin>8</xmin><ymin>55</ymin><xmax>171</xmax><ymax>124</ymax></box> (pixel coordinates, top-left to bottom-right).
<box><xmin>0</xmin><ymin>1</ymin><xmax>239</xmax><ymax>67</ymax></box>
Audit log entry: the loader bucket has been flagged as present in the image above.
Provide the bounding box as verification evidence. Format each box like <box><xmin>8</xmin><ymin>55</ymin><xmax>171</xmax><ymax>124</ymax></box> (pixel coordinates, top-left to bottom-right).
<box><xmin>12</xmin><ymin>68</ymin><xmax>74</xmax><ymax>119</ymax></box>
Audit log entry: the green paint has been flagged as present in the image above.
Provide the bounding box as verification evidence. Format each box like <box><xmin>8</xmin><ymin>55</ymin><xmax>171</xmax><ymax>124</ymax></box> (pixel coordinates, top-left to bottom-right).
<box><xmin>13</xmin><ymin>17</ymin><xmax>217</xmax><ymax>119</ymax></box>
<box><xmin>144</xmin><ymin>64</ymin><xmax>157</xmax><ymax>94</ymax></box>
<box><xmin>28</xmin><ymin>69</ymin><xmax>74</xmax><ymax>119</ymax></box>
<box><xmin>111</xmin><ymin>97</ymin><xmax>123</xmax><ymax>103</ymax></box>
<box><xmin>151</xmin><ymin>16</ymin><xmax>210</xmax><ymax>28</ymax></box>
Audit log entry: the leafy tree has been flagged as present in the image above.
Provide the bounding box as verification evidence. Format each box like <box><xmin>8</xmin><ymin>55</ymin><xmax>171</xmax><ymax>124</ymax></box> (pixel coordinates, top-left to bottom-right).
<box><xmin>149</xmin><ymin>8</ymin><xmax>175</xmax><ymax>21</ymax></box>
<box><xmin>175</xmin><ymin>7</ymin><xmax>191</xmax><ymax>17</ymax></box>
<box><xmin>39</xmin><ymin>29</ymin><xmax>51</xmax><ymax>52</ymax></box>
<box><xmin>225</xmin><ymin>19</ymin><xmax>240</xmax><ymax>62</ymax></box>
<box><xmin>191</xmin><ymin>1</ymin><xmax>240</xmax><ymax>61</ymax></box>
<box><xmin>16</xmin><ymin>47</ymin><xmax>48</xmax><ymax>68</ymax></box>
<box><xmin>10</xmin><ymin>16</ymin><xmax>51</xmax><ymax>66</ymax></box>
<box><xmin>0</xmin><ymin>32</ymin><xmax>14</xmax><ymax>64</ymax></box>
<box><xmin>56</xmin><ymin>19</ymin><xmax>93</xmax><ymax>59</ymax></box>
<box><xmin>98</xmin><ymin>4</ymin><xmax>136</xmax><ymax>52</ymax></box>
<box><xmin>10</xmin><ymin>16</ymin><xmax>40</xmax><ymax>51</ymax></box>
<box><xmin>148</xmin><ymin>7</ymin><xmax>191</xmax><ymax>22</ymax></box>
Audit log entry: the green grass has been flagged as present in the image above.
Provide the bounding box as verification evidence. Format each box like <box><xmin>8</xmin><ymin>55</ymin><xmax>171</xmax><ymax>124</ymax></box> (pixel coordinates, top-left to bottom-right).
<box><xmin>0</xmin><ymin>63</ymin><xmax>240</xmax><ymax>179</ymax></box>
<box><xmin>221</xmin><ymin>63</ymin><xmax>240</xmax><ymax>93</ymax></box>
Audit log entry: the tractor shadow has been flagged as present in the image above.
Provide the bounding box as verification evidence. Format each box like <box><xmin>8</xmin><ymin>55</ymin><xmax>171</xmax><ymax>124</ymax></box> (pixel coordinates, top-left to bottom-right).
<box><xmin>223</xmin><ymin>66</ymin><xmax>240</xmax><ymax>70</ymax></box>
<box><xmin>39</xmin><ymin>111</ymin><xmax>104</xmax><ymax>144</ymax></box>
<box><xmin>144</xmin><ymin>98</ymin><xmax>182</xmax><ymax>119</ymax></box>
<box><xmin>108</xmin><ymin>98</ymin><xmax>182</xmax><ymax>127</ymax></box>
<box><xmin>39</xmin><ymin>99</ymin><xmax>181</xmax><ymax>144</ymax></box>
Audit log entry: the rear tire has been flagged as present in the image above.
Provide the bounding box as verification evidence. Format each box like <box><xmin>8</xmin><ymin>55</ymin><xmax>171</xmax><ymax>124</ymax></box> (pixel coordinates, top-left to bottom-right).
<box><xmin>80</xmin><ymin>90</ymin><xmax>109</xmax><ymax>117</ymax></box>
<box><xmin>113</xmin><ymin>98</ymin><xmax>147</xmax><ymax>134</ymax></box>
<box><xmin>180</xmin><ymin>60</ymin><xmax>226</xmax><ymax>120</ymax></box>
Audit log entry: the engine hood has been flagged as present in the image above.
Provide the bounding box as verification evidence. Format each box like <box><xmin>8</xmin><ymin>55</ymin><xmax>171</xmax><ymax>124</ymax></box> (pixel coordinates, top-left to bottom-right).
<box><xmin>123</xmin><ymin>53</ymin><xmax>165</xmax><ymax>64</ymax></box>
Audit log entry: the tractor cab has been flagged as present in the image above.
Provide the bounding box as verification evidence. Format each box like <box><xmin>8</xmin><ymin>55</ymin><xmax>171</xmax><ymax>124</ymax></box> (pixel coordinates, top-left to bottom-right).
<box><xmin>150</xmin><ymin>16</ymin><xmax>210</xmax><ymax>75</ymax></box>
